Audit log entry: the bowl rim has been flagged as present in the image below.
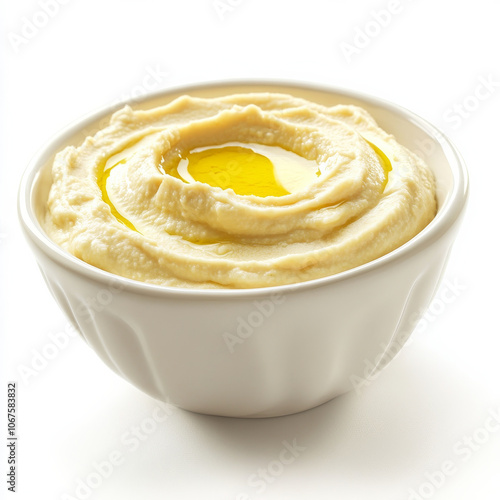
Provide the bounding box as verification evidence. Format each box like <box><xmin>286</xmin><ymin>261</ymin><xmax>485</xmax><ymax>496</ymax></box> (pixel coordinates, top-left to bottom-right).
<box><xmin>18</xmin><ymin>78</ymin><xmax>469</xmax><ymax>299</ymax></box>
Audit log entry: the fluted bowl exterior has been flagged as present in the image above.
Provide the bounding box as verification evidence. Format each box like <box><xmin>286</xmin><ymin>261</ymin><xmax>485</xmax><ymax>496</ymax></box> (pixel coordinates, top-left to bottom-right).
<box><xmin>18</xmin><ymin>81</ymin><xmax>468</xmax><ymax>417</ymax></box>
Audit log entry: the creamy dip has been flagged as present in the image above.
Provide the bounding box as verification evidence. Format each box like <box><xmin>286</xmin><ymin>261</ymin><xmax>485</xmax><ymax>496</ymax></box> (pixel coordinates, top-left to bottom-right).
<box><xmin>44</xmin><ymin>93</ymin><xmax>436</xmax><ymax>288</ymax></box>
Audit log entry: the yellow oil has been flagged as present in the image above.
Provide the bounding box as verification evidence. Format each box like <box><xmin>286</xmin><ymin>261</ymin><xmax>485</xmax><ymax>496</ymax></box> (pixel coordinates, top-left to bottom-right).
<box><xmin>365</xmin><ymin>140</ymin><xmax>392</xmax><ymax>190</ymax></box>
<box><xmin>97</xmin><ymin>159</ymin><xmax>138</xmax><ymax>231</ymax></box>
<box><xmin>97</xmin><ymin>139</ymin><xmax>391</xmax><ymax>232</ymax></box>
<box><xmin>167</xmin><ymin>142</ymin><xmax>321</xmax><ymax>197</ymax></box>
<box><xmin>177</xmin><ymin>146</ymin><xmax>289</xmax><ymax>197</ymax></box>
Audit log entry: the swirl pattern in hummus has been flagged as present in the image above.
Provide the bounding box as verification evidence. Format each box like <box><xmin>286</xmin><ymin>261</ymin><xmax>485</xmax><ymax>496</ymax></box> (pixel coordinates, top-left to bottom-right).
<box><xmin>44</xmin><ymin>93</ymin><xmax>437</xmax><ymax>288</ymax></box>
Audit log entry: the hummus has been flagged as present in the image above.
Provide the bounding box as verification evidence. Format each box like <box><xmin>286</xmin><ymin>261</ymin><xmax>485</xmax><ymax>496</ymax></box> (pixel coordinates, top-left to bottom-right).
<box><xmin>44</xmin><ymin>93</ymin><xmax>436</xmax><ymax>288</ymax></box>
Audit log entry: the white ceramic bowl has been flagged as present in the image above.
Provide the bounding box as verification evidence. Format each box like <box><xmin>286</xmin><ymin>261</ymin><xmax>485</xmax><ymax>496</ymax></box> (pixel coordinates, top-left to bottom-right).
<box><xmin>18</xmin><ymin>81</ymin><xmax>468</xmax><ymax>417</ymax></box>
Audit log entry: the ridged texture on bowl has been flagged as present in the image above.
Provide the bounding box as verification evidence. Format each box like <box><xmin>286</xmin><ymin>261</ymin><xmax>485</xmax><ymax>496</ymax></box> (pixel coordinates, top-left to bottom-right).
<box><xmin>28</xmin><ymin>233</ymin><xmax>455</xmax><ymax>417</ymax></box>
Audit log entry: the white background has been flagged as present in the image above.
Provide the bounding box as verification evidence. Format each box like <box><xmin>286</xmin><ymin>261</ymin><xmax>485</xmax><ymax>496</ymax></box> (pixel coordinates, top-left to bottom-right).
<box><xmin>1</xmin><ymin>0</ymin><xmax>500</xmax><ymax>499</ymax></box>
